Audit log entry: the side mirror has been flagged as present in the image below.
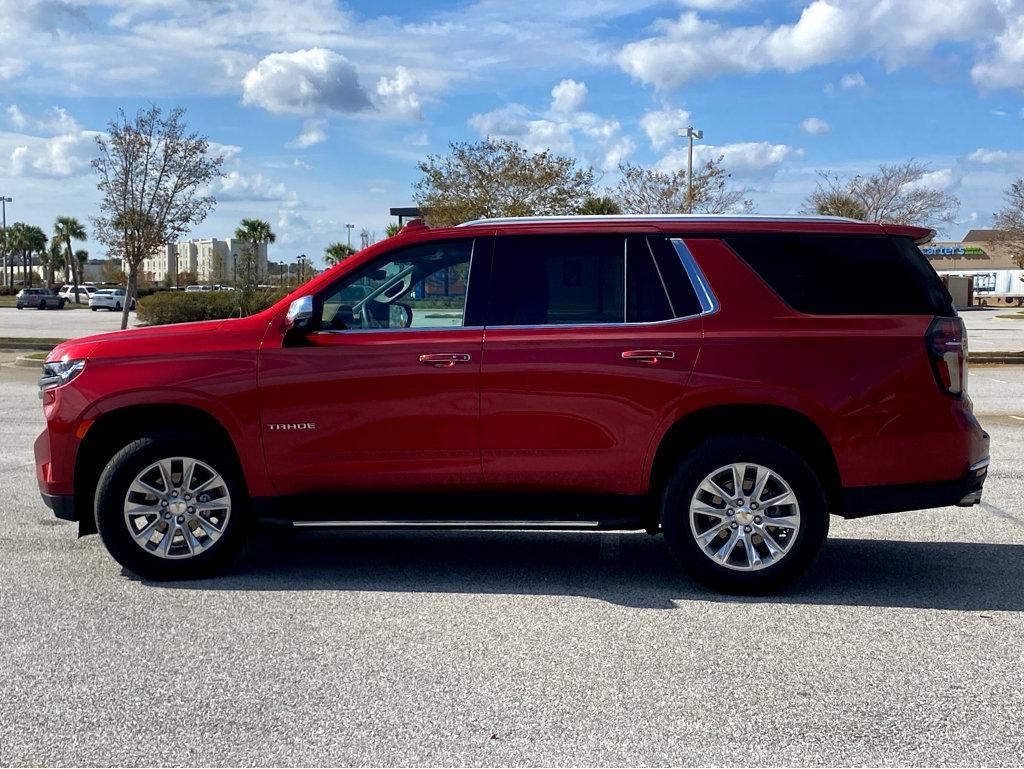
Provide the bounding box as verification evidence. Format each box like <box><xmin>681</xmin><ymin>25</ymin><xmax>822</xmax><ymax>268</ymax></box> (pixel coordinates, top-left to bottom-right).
<box><xmin>284</xmin><ymin>295</ymin><xmax>314</xmax><ymax>334</ymax></box>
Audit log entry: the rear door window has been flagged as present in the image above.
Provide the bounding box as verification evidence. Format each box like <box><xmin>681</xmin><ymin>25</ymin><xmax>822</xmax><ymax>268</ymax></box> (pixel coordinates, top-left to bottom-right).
<box><xmin>725</xmin><ymin>235</ymin><xmax>954</xmax><ymax>315</ymax></box>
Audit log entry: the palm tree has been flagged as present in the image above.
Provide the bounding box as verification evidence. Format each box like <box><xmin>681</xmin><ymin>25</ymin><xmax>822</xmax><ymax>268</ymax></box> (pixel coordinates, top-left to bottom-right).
<box><xmin>578</xmin><ymin>196</ymin><xmax>623</xmax><ymax>215</ymax></box>
<box><xmin>7</xmin><ymin>223</ymin><xmax>47</xmax><ymax>288</ymax></box>
<box><xmin>41</xmin><ymin>236</ymin><xmax>64</xmax><ymax>289</ymax></box>
<box><xmin>54</xmin><ymin>216</ymin><xmax>87</xmax><ymax>303</ymax></box>
<box><xmin>324</xmin><ymin>242</ymin><xmax>356</xmax><ymax>266</ymax></box>
<box><xmin>233</xmin><ymin>218</ymin><xmax>275</xmax><ymax>291</ymax></box>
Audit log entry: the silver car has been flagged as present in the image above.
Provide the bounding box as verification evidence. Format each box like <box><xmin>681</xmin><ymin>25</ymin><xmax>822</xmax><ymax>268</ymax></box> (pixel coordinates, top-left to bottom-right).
<box><xmin>15</xmin><ymin>288</ymin><xmax>65</xmax><ymax>310</ymax></box>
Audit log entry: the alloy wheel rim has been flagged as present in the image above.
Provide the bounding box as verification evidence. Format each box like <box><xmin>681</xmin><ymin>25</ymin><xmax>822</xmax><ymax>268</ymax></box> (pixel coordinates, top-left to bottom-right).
<box><xmin>123</xmin><ymin>457</ymin><xmax>231</xmax><ymax>560</ymax></box>
<box><xmin>689</xmin><ymin>462</ymin><xmax>801</xmax><ymax>571</ymax></box>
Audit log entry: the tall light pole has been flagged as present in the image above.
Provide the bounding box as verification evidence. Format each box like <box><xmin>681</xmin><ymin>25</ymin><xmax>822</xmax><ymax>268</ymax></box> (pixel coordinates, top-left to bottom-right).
<box><xmin>678</xmin><ymin>126</ymin><xmax>703</xmax><ymax>213</ymax></box>
<box><xmin>345</xmin><ymin>223</ymin><xmax>354</xmax><ymax>249</ymax></box>
<box><xmin>1</xmin><ymin>196</ymin><xmax>10</xmax><ymax>290</ymax></box>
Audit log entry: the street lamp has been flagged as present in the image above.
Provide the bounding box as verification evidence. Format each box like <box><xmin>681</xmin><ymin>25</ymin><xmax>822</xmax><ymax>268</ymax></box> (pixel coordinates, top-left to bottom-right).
<box><xmin>1</xmin><ymin>196</ymin><xmax>11</xmax><ymax>290</ymax></box>
<box><xmin>345</xmin><ymin>223</ymin><xmax>354</xmax><ymax>249</ymax></box>
<box><xmin>678</xmin><ymin>126</ymin><xmax>703</xmax><ymax>214</ymax></box>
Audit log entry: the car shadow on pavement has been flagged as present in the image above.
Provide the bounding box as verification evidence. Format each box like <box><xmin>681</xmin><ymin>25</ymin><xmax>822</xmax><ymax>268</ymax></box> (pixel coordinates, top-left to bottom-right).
<box><xmin>147</xmin><ymin>528</ymin><xmax>1024</xmax><ymax>612</ymax></box>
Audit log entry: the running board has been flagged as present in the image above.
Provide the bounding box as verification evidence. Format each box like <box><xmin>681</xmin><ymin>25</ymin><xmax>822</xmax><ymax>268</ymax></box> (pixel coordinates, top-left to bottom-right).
<box><xmin>284</xmin><ymin>519</ymin><xmax>606</xmax><ymax>530</ymax></box>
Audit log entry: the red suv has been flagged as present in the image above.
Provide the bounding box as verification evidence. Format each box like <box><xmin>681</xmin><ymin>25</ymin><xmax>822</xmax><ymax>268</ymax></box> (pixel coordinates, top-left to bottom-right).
<box><xmin>34</xmin><ymin>215</ymin><xmax>989</xmax><ymax>592</ymax></box>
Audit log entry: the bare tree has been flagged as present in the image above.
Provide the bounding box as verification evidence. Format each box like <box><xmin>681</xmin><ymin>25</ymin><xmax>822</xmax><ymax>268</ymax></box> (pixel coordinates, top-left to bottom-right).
<box><xmin>993</xmin><ymin>178</ymin><xmax>1024</xmax><ymax>270</ymax></box>
<box><xmin>414</xmin><ymin>139</ymin><xmax>595</xmax><ymax>226</ymax></box>
<box><xmin>612</xmin><ymin>158</ymin><xmax>752</xmax><ymax>215</ymax></box>
<box><xmin>92</xmin><ymin>106</ymin><xmax>224</xmax><ymax>329</ymax></box>
<box><xmin>803</xmin><ymin>160</ymin><xmax>958</xmax><ymax>228</ymax></box>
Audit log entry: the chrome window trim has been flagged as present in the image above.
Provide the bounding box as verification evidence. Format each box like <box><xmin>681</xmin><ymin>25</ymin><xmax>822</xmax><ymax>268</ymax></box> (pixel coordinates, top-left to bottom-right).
<box><xmin>671</xmin><ymin>238</ymin><xmax>719</xmax><ymax>315</ymax></box>
<box><xmin>314</xmin><ymin>326</ymin><xmax>485</xmax><ymax>336</ymax></box>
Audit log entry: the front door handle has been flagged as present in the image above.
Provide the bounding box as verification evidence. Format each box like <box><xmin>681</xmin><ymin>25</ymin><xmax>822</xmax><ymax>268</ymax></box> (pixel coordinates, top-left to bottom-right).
<box><xmin>621</xmin><ymin>349</ymin><xmax>676</xmax><ymax>365</ymax></box>
<box><xmin>419</xmin><ymin>353</ymin><xmax>472</xmax><ymax>368</ymax></box>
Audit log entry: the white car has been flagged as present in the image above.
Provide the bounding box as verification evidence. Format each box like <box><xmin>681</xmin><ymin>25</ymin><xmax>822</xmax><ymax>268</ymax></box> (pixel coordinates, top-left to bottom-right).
<box><xmin>89</xmin><ymin>288</ymin><xmax>136</xmax><ymax>311</ymax></box>
<box><xmin>58</xmin><ymin>284</ymin><xmax>98</xmax><ymax>302</ymax></box>
<box><xmin>184</xmin><ymin>284</ymin><xmax>214</xmax><ymax>293</ymax></box>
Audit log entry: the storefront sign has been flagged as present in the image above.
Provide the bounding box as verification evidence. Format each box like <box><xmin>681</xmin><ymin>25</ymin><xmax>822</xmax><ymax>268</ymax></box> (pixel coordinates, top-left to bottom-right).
<box><xmin>921</xmin><ymin>244</ymin><xmax>986</xmax><ymax>255</ymax></box>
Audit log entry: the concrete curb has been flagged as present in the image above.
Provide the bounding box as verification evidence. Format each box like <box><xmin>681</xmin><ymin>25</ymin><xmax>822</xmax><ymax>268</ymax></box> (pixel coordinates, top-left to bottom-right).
<box><xmin>0</xmin><ymin>339</ymin><xmax>66</xmax><ymax>351</ymax></box>
<box><xmin>970</xmin><ymin>354</ymin><xmax>1024</xmax><ymax>364</ymax></box>
<box><xmin>14</xmin><ymin>354</ymin><xmax>46</xmax><ymax>368</ymax></box>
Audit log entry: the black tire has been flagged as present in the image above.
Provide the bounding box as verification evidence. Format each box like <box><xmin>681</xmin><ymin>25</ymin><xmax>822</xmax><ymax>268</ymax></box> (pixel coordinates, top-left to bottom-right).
<box><xmin>94</xmin><ymin>431</ymin><xmax>249</xmax><ymax>580</ymax></box>
<box><xmin>15</xmin><ymin>304</ymin><xmax>22</xmax><ymax>310</ymax></box>
<box><xmin>661</xmin><ymin>435</ymin><xmax>829</xmax><ymax>594</ymax></box>
<box><xmin>58</xmin><ymin>299</ymin><xmax>65</xmax><ymax>309</ymax></box>
<box><xmin>38</xmin><ymin>300</ymin><xmax>46</xmax><ymax>310</ymax></box>
<box><xmin>115</xmin><ymin>302</ymin><xmax>122</xmax><ymax>311</ymax></box>
<box><xmin>90</xmin><ymin>306</ymin><xmax>97</xmax><ymax>311</ymax></box>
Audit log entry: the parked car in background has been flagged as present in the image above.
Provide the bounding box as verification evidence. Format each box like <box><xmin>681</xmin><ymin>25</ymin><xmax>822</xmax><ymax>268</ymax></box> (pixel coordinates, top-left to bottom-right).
<box><xmin>15</xmin><ymin>288</ymin><xmax>65</xmax><ymax>310</ymax></box>
<box><xmin>184</xmin><ymin>284</ymin><xmax>214</xmax><ymax>293</ymax></box>
<box><xmin>58</xmin><ymin>284</ymin><xmax>98</xmax><ymax>302</ymax></box>
<box><xmin>34</xmin><ymin>215</ymin><xmax>988</xmax><ymax>592</ymax></box>
<box><xmin>89</xmin><ymin>288</ymin><xmax>136</xmax><ymax>312</ymax></box>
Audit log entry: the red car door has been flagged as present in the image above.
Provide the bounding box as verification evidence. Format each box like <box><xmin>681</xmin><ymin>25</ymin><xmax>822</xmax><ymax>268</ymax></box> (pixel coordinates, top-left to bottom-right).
<box><xmin>258</xmin><ymin>237</ymin><xmax>487</xmax><ymax>495</ymax></box>
<box><xmin>479</xmin><ymin>233</ymin><xmax>705</xmax><ymax>496</ymax></box>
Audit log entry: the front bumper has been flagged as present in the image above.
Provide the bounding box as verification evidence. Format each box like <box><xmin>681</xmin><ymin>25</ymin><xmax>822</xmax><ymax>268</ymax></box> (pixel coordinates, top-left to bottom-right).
<box><xmin>841</xmin><ymin>456</ymin><xmax>989</xmax><ymax>518</ymax></box>
<box><xmin>40</xmin><ymin>491</ymin><xmax>77</xmax><ymax>521</ymax></box>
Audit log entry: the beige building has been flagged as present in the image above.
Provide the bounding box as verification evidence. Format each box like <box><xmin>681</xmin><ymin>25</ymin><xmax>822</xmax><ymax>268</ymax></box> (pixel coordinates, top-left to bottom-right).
<box><xmin>137</xmin><ymin>237</ymin><xmax>269</xmax><ymax>285</ymax></box>
<box><xmin>922</xmin><ymin>229</ymin><xmax>1023</xmax><ymax>299</ymax></box>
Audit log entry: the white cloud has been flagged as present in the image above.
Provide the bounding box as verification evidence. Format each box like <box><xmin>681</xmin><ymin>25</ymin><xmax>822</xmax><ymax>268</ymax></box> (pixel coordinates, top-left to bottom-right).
<box><xmin>468</xmin><ymin>80</ymin><xmax>634</xmax><ymax>171</ymax></box>
<box><xmin>657</xmin><ymin>141</ymin><xmax>803</xmax><ymax>179</ymax></box>
<box><xmin>241</xmin><ymin>48</ymin><xmax>370</xmax><ymax>115</ymax></box>
<box><xmin>374</xmin><ymin>66</ymin><xmax>422</xmax><ymax>119</ymax></box>
<box><xmin>617</xmin><ymin>1</ymin><xmax>1008</xmax><ymax>90</ymax></box>
<box><xmin>906</xmin><ymin>167</ymin><xmax>958</xmax><ymax>191</ymax></box>
<box><xmin>216</xmin><ymin>170</ymin><xmax>299</xmax><ymax>205</ymax></box>
<box><xmin>550</xmin><ymin>79</ymin><xmax>588</xmax><ymax>113</ymax></box>
<box><xmin>5</xmin><ymin>104</ymin><xmax>79</xmax><ymax>134</ymax></box>
<box><xmin>639</xmin><ymin>107</ymin><xmax>691</xmax><ymax>151</ymax></box>
<box><xmin>839</xmin><ymin>72</ymin><xmax>866</xmax><ymax>89</ymax></box>
<box><xmin>800</xmin><ymin>116</ymin><xmax>830</xmax><ymax>135</ymax></box>
<box><xmin>966</xmin><ymin>148</ymin><xmax>1024</xmax><ymax>167</ymax></box>
<box><xmin>971</xmin><ymin>10</ymin><xmax>1024</xmax><ymax>89</ymax></box>
<box><xmin>8</xmin><ymin>131</ymin><xmax>99</xmax><ymax>178</ymax></box>
<box><xmin>287</xmin><ymin>118</ymin><xmax>328</xmax><ymax>149</ymax></box>
<box><xmin>0</xmin><ymin>58</ymin><xmax>25</xmax><ymax>79</ymax></box>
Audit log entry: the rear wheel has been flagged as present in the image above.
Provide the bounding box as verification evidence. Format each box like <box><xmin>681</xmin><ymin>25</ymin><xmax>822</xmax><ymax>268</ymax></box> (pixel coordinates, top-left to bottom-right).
<box><xmin>94</xmin><ymin>432</ymin><xmax>248</xmax><ymax>580</ymax></box>
<box><xmin>661</xmin><ymin>435</ymin><xmax>829</xmax><ymax>594</ymax></box>
<box><xmin>115</xmin><ymin>301</ymin><xmax>122</xmax><ymax>311</ymax></box>
<box><xmin>38</xmin><ymin>299</ymin><xmax>46</xmax><ymax>310</ymax></box>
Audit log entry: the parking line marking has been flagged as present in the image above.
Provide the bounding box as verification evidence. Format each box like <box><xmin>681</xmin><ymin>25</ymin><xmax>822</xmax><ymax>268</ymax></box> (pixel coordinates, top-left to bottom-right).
<box><xmin>991</xmin><ymin>378</ymin><xmax>1009</xmax><ymax>384</ymax></box>
<box><xmin>1011</xmin><ymin>415</ymin><xmax>1024</xmax><ymax>421</ymax></box>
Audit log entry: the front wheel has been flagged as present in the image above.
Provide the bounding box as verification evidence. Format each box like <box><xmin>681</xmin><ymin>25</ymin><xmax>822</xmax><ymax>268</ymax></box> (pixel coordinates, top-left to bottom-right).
<box><xmin>38</xmin><ymin>300</ymin><xmax>46</xmax><ymax>310</ymax></box>
<box><xmin>94</xmin><ymin>432</ymin><xmax>248</xmax><ymax>580</ymax></box>
<box><xmin>114</xmin><ymin>302</ymin><xmax>122</xmax><ymax>311</ymax></box>
<box><xmin>661</xmin><ymin>435</ymin><xmax>829</xmax><ymax>594</ymax></box>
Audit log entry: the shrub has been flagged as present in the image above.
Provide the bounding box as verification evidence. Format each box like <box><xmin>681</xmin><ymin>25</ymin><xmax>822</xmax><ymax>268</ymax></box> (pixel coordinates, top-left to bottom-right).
<box><xmin>137</xmin><ymin>289</ymin><xmax>286</xmax><ymax>326</ymax></box>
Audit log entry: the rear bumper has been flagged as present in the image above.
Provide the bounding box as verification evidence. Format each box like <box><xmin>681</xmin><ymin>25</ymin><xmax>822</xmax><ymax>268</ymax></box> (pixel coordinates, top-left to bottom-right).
<box><xmin>841</xmin><ymin>457</ymin><xmax>989</xmax><ymax>518</ymax></box>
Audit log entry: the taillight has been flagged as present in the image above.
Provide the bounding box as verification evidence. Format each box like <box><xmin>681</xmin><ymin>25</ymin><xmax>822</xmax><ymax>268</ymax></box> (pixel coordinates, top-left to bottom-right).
<box><xmin>925</xmin><ymin>316</ymin><xmax>967</xmax><ymax>397</ymax></box>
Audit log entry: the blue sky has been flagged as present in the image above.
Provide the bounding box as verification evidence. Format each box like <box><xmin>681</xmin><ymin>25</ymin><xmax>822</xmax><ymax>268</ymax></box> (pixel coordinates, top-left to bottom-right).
<box><xmin>1</xmin><ymin>0</ymin><xmax>1023</xmax><ymax>266</ymax></box>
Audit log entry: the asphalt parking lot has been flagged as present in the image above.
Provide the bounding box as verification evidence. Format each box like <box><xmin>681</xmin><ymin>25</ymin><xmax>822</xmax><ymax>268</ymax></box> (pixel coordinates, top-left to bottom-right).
<box><xmin>1</xmin><ymin>359</ymin><xmax>1023</xmax><ymax>766</ymax></box>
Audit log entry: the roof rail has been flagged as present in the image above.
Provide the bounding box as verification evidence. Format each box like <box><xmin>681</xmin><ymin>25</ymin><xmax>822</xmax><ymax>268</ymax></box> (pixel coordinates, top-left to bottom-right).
<box><xmin>456</xmin><ymin>214</ymin><xmax>863</xmax><ymax>227</ymax></box>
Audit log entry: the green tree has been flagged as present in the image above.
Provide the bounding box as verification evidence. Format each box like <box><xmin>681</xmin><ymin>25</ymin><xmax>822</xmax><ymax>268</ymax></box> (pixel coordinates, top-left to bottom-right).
<box><xmin>384</xmin><ymin>222</ymin><xmax>402</xmax><ymax>238</ymax></box>
<box><xmin>324</xmin><ymin>242</ymin><xmax>357</xmax><ymax>266</ymax></box>
<box><xmin>7</xmin><ymin>223</ymin><xmax>47</xmax><ymax>288</ymax></box>
<box><xmin>993</xmin><ymin>178</ymin><xmax>1024</xmax><ymax>269</ymax></box>
<box><xmin>43</xmin><ymin>236</ymin><xmax>65</xmax><ymax>288</ymax></box>
<box><xmin>54</xmin><ymin>216</ymin><xmax>88</xmax><ymax>302</ymax></box>
<box><xmin>578</xmin><ymin>195</ymin><xmax>623</xmax><ymax>215</ymax></box>
<box><xmin>92</xmin><ymin>106</ymin><xmax>224</xmax><ymax>329</ymax></box>
<box><xmin>802</xmin><ymin>161</ymin><xmax>959</xmax><ymax>228</ymax></box>
<box><xmin>613</xmin><ymin>158</ymin><xmax>753</xmax><ymax>215</ymax></box>
<box><xmin>234</xmin><ymin>218</ymin><xmax>276</xmax><ymax>292</ymax></box>
<box><xmin>414</xmin><ymin>139</ymin><xmax>596</xmax><ymax>226</ymax></box>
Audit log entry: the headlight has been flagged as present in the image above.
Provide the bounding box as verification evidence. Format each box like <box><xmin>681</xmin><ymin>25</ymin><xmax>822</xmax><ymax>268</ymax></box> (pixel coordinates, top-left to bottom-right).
<box><xmin>39</xmin><ymin>358</ymin><xmax>86</xmax><ymax>395</ymax></box>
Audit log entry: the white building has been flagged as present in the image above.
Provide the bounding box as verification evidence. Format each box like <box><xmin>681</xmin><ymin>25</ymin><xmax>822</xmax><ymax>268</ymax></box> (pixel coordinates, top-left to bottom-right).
<box><xmin>922</xmin><ymin>230</ymin><xmax>1023</xmax><ymax>300</ymax></box>
<box><xmin>137</xmin><ymin>237</ymin><xmax>269</xmax><ymax>285</ymax></box>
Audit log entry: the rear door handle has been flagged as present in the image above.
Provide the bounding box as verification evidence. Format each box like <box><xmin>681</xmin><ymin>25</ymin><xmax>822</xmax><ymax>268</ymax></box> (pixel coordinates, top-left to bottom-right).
<box><xmin>621</xmin><ymin>349</ymin><xmax>676</xmax><ymax>364</ymax></box>
<box><xmin>418</xmin><ymin>353</ymin><xmax>472</xmax><ymax>368</ymax></box>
